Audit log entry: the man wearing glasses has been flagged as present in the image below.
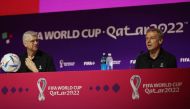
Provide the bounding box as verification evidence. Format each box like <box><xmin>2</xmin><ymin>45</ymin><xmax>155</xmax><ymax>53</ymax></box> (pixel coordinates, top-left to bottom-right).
<box><xmin>17</xmin><ymin>31</ymin><xmax>56</xmax><ymax>72</ymax></box>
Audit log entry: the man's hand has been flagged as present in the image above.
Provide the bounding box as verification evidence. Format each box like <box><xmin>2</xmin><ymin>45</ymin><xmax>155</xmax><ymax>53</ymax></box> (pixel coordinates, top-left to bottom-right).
<box><xmin>25</xmin><ymin>56</ymin><xmax>39</xmax><ymax>72</ymax></box>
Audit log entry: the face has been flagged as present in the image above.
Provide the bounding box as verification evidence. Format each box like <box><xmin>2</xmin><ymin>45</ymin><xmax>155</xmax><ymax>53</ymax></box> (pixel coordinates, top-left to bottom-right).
<box><xmin>24</xmin><ymin>34</ymin><xmax>39</xmax><ymax>52</ymax></box>
<box><xmin>146</xmin><ymin>31</ymin><xmax>162</xmax><ymax>52</ymax></box>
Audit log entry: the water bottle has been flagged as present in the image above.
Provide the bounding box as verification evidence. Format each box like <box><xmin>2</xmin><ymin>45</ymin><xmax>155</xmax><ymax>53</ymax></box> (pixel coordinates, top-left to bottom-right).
<box><xmin>101</xmin><ymin>53</ymin><xmax>107</xmax><ymax>70</ymax></box>
<box><xmin>106</xmin><ymin>53</ymin><xmax>113</xmax><ymax>70</ymax></box>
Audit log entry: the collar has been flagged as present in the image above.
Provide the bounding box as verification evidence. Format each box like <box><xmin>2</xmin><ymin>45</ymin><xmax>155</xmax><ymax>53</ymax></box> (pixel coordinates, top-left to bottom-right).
<box><xmin>24</xmin><ymin>50</ymin><xmax>42</xmax><ymax>60</ymax></box>
<box><xmin>147</xmin><ymin>48</ymin><xmax>164</xmax><ymax>61</ymax></box>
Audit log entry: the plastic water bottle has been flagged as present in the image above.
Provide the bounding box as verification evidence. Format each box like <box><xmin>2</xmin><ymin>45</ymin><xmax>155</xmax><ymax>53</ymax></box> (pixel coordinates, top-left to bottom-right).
<box><xmin>101</xmin><ymin>53</ymin><xmax>107</xmax><ymax>70</ymax></box>
<box><xmin>106</xmin><ymin>53</ymin><xmax>113</xmax><ymax>70</ymax></box>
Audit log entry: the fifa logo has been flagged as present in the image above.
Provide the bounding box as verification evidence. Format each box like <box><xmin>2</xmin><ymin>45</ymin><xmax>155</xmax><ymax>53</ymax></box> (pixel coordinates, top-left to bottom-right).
<box><xmin>37</xmin><ymin>78</ymin><xmax>47</xmax><ymax>102</ymax></box>
<box><xmin>59</xmin><ymin>59</ymin><xmax>75</xmax><ymax>68</ymax></box>
<box><xmin>59</xmin><ymin>60</ymin><xmax>64</xmax><ymax>68</ymax></box>
<box><xmin>130</xmin><ymin>75</ymin><xmax>141</xmax><ymax>100</ymax></box>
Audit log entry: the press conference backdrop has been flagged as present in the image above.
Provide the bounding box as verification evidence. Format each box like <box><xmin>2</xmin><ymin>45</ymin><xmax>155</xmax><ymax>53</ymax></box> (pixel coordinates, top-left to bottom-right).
<box><xmin>0</xmin><ymin>2</ymin><xmax>190</xmax><ymax>72</ymax></box>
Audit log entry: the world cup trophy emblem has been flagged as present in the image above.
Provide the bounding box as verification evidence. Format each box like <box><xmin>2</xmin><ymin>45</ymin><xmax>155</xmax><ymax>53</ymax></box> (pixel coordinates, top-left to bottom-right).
<box><xmin>37</xmin><ymin>78</ymin><xmax>47</xmax><ymax>102</ymax></box>
<box><xmin>130</xmin><ymin>75</ymin><xmax>141</xmax><ymax>100</ymax></box>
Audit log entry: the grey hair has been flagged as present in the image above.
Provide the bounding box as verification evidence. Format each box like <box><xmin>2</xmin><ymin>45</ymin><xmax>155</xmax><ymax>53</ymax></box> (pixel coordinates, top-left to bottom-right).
<box><xmin>146</xmin><ymin>27</ymin><xmax>164</xmax><ymax>39</ymax></box>
<box><xmin>22</xmin><ymin>31</ymin><xmax>37</xmax><ymax>44</ymax></box>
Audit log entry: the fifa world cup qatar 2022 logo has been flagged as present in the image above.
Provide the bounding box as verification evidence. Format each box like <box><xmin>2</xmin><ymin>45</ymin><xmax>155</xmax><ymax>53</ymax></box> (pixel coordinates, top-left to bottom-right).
<box><xmin>37</xmin><ymin>78</ymin><xmax>47</xmax><ymax>102</ymax></box>
<box><xmin>130</xmin><ymin>75</ymin><xmax>141</xmax><ymax>100</ymax></box>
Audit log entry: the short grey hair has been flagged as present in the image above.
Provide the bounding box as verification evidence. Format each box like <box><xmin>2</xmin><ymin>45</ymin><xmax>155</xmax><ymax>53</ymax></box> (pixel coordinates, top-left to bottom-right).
<box><xmin>146</xmin><ymin>27</ymin><xmax>164</xmax><ymax>39</ymax></box>
<box><xmin>23</xmin><ymin>31</ymin><xmax>37</xmax><ymax>44</ymax></box>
